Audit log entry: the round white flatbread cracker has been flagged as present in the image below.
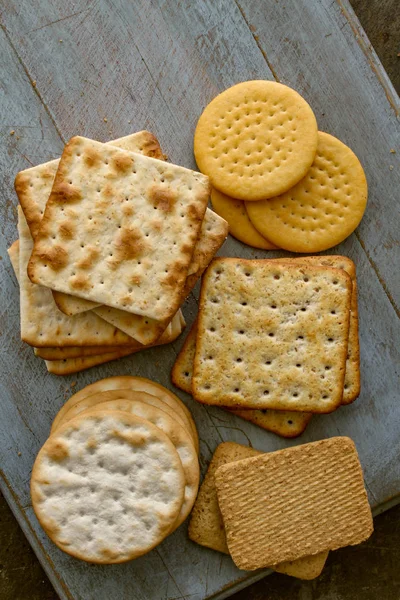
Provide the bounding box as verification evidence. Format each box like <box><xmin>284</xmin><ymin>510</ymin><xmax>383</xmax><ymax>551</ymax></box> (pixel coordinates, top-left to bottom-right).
<box><xmin>57</xmin><ymin>397</ymin><xmax>200</xmax><ymax>529</ymax></box>
<box><xmin>31</xmin><ymin>410</ymin><xmax>185</xmax><ymax>563</ymax></box>
<box><xmin>52</xmin><ymin>376</ymin><xmax>199</xmax><ymax>452</ymax></box>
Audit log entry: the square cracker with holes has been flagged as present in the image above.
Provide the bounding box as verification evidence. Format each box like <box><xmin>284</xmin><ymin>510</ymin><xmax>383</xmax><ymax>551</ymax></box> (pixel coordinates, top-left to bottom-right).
<box><xmin>189</xmin><ymin>442</ymin><xmax>328</xmax><ymax>579</ymax></box>
<box><xmin>15</xmin><ymin>130</ymin><xmax>165</xmax><ymax>317</ymax></box>
<box><xmin>171</xmin><ymin>319</ymin><xmax>312</xmax><ymax>438</ymax></box>
<box><xmin>215</xmin><ymin>437</ymin><xmax>373</xmax><ymax>570</ymax></box>
<box><xmin>273</xmin><ymin>255</ymin><xmax>360</xmax><ymax>404</ymax></box>
<box><xmin>27</xmin><ymin>136</ymin><xmax>210</xmax><ymax>321</ymax></box>
<box><xmin>192</xmin><ymin>258</ymin><xmax>352</xmax><ymax>413</ymax></box>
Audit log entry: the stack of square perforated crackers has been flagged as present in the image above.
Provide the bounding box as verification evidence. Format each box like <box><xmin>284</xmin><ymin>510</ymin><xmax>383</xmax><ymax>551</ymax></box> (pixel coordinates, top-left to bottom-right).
<box><xmin>188</xmin><ymin>439</ymin><xmax>373</xmax><ymax>579</ymax></box>
<box><xmin>172</xmin><ymin>255</ymin><xmax>360</xmax><ymax>438</ymax></box>
<box><xmin>9</xmin><ymin>131</ymin><xmax>228</xmax><ymax>375</ymax></box>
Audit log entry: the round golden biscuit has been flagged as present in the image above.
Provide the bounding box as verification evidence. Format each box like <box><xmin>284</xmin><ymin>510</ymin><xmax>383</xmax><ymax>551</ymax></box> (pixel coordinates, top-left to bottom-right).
<box><xmin>246</xmin><ymin>132</ymin><xmax>368</xmax><ymax>253</ymax></box>
<box><xmin>194</xmin><ymin>80</ymin><xmax>318</xmax><ymax>201</ymax></box>
<box><xmin>211</xmin><ymin>188</ymin><xmax>277</xmax><ymax>250</ymax></box>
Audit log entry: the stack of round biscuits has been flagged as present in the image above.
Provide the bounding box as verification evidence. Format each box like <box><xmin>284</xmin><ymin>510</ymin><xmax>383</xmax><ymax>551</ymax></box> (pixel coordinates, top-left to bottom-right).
<box><xmin>31</xmin><ymin>376</ymin><xmax>199</xmax><ymax>563</ymax></box>
<box><xmin>194</xmin><ymin>80</ymin><xmax>368</xmax><ymax>253</ymax></box>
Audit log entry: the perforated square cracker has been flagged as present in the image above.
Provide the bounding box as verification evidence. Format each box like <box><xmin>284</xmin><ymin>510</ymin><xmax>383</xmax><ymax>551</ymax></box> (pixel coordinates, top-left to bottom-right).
<box><xmin>189</xmin><ymin>442</ymin><xmax>328</xmax><ymax>579</ymax></box>
<box><xmin>171</xmin><ymin>320</ymin><xmax>312</xmax><ymax>438</ymax></box>
<box><xmin>17</xmin><ymin>208</ymin><xmax>136</xmax><ymax>347</ymax></box>
<box><xmin>215</xmin><ymin>437</ymin><xmax>373</xmax><ymax>569</ymax></box>
<box><xmin>93</xmin><ymin>209</ymin><xmax>228</xmax><ymax>345</ymax></box>
<box><xmin>28</xmin><ymin>136</ymin><xmax>210</xmax><ymax>321</ymax></box>
<box><xmin>273</xmin><ymin>256</ymin><xmax>360</xmax><ymax>404</ymax></box>
<box><xmin>193</xmin><ymin>258</ymin><xmax>352</xmax><ymax>413</ymax></box>
<box><xmin>16</xmin><ymin>131</ymin><xmax>167</xmax><ymax>317</ymax></box>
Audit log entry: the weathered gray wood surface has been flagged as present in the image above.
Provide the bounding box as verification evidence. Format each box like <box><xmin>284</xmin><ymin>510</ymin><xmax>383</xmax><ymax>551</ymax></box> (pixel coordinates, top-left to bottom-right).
<box><xmin>0</xmin><ymin>1</ymin><xmax>399</xmax><ymax>599</ymax></box>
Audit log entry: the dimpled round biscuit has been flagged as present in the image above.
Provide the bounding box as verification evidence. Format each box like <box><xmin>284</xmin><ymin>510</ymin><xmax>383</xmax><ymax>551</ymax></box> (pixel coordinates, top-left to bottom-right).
<box><xmin>211</xmin><ymin>188</ymin><xmax>278</xmax><ymax>250</ymax></box>
<box><xmin>56</xmin><ymin>397</ymin><xmax>200</xmax><ymax>530</ymax></box>
<box><xmin>52</xmin><ymin>376</ymin><xmax>198</xmax><ymax>453</ymax></box>
<box><xmin>194</xmin><ymin>80</ymin><xmax>318</xmax><ymax>201</ymax></box>
<box><xmin>31</xmin><ymin>410</ymin><xmax>185</xmax><ymax>563</ymax></box>
<box><xmin>246</xmin><ymin>132</ymin><xmax>368</xmax><ymax>252</ymax></box>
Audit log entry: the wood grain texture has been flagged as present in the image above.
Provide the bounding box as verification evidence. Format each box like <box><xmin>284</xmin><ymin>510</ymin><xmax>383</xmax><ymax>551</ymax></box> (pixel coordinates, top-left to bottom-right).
<box><xmin>0</xmin><ymin>1</ymin><xmax>399</xmax><ymax>599</ymax></box>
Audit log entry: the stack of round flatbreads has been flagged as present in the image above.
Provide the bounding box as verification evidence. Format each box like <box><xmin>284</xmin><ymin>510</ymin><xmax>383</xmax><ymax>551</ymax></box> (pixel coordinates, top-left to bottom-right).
<box><xmin>31</xmin><ymin>376</ymin><xmax>199</xmax><ymax>563</ymax></box>
<box><xmin>194</xmin><ymin>80</ymin><xmax>368</xmax><ymax>253</ymax></box>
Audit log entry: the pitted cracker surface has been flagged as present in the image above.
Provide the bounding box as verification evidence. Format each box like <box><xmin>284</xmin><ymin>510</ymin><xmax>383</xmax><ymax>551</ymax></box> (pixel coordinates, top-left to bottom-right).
<box><xmin>246</xmin><ymin>132</ymin><xmax>368</xmax><ymax>252</ymax></box>
<box><xmin>193</xmin><ymin>258</ymin><xmax>351</xmax><ymax>412</ymax></box>
<box><xmin>172</xmin><ymin>319</ymin><xmax>312</xmax><ymax>438</ymax></box>
<box><xmin>194</xmin><ymin>81</ymin><xmax>318</xmax><ymax>201</ymax></box>
<box><xmin>58</xmin><ymin>397</ymin><xmax>199</xmax><ymax>529</ymax></box>
<box><xmin>274</xmin><ymin>255</ymin><xmax>360</xmax><ymax>403</ymax></box>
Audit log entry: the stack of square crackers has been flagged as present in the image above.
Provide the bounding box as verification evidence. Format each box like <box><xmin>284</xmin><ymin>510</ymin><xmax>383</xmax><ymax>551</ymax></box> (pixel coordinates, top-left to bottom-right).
<box><xmin>172</xmin><ymin>255</ymin><xmax>360</xmax><ymax>438</ymax></box>
<box><xmin>10</xmin><ymin>131</ymin><xmax>228</xmax><ymax>375</ymax></box>
<box><xmin>189</xmin><ymin>439</ymin><xmax>373</xmax><ymax>579</ymax></box>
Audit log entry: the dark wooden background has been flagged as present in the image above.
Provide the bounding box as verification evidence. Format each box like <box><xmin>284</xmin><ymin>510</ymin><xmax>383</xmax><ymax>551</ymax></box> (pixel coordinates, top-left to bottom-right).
<box><xmin>0</xmin><ymin>0</ymin><xmax>399</xmax><ymax>598</ymax></box>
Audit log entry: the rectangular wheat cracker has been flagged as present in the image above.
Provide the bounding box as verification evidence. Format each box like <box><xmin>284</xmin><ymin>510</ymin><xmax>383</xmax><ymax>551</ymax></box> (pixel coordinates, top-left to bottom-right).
<box><xmin>44</xmin><ymin>310</ymin><xmax>184</xmax><ymax>375</ymax></box>
<box><xmin>27</xmin><ymin>136</ymin><xmax>210</xmax><ymax>321</ymax></box>
<box><xmin>193</xmin><ymin>258</ymin><xmax>352</xmax><ymax>413</ymax></box>
<box><xmin>271</xmin><ymin>256</ymin><xmax>359</xmax><ymax>404</ymax></box>
<box><xmin>94</xmin><ymin>209</ymin><xmax>228</xmax><ymax>344</ymax></box>
<box><xmin>17</xmin><ymin>208</ymin><xmax>137</xmax><ymax>347</ymax></box>
<box><xmin>215</xmin><ymin>437</ymin><xmax>373</xmax><ymax>569</ymax></box>
<box><xmin>172</xmin><ymin>320</ymin><xmax>312</xmax><ymax>438</ymax></box>
<box><xmin>189</xmin><ymin>442</ymin><xmax>328</xmax><ymax>579</ymax></box>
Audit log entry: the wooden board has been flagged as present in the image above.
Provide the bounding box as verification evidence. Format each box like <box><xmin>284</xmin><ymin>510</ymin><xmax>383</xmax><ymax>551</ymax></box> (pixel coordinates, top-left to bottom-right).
<box><xmin>0</xmin><ymin>0</ymin><xmax>399</xmax><ymax>598</ymax></box>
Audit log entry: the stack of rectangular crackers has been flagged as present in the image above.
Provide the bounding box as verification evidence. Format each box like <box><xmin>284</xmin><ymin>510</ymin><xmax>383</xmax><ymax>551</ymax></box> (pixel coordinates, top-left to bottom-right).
<box><xmin>10</xmin><ymin>131</ymin><xmax>228</xmax><ymax>375</ymax></box>
<box><xmin>172</xmin><ymin>255</ymin><xmax>360</xmax><ymax>438</ymax></box>
<box><xmin>189</xmin><ymin>439</ymin><xmax>373</xmax><ymax>579</ymax></box>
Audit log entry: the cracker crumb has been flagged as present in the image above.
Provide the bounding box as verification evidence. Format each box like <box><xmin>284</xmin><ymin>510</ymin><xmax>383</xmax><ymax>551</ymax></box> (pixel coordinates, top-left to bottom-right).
<box><xmin>389</xmin><ymin>165</ymin><xmax>394</xmax><ymax>171</ymax></box>
<box><xmin>128</xmin><ymin>120</ymin><xmax>131</xmax><ymax>124</ymax></box>
<box><xmin>390</xmin><ymin>149</ymin><xmax>396</xmax><ymax>154</ymax></box>
<box><xmin>10</xmin><ymin>130</ymin><xmax>15</xmax><ymax>135</ymax></box>
<box><xmin>17</xmin><ymin>452</ymin><xmax>21</xmax><ymax>456</ymax></box>
<box><xmin>32</xmin><ymin>80</ymin><xmax>36</xmax><ymax>87</ymax></box>
<box><xmin>103</xmin><ymin>117</ymin><xmax>108</xmax><ymax>123</ymax></box>
<box><xmin>59</xmin><ymin>39</ymin><xmax>63</xmax><ymax>43</ymax></box>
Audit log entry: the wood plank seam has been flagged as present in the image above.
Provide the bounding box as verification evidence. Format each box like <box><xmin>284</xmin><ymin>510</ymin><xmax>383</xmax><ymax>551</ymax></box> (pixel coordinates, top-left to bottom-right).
<box><xmin>337</xmin><ymin>0</ymin><xmax>400</xmax><ymax>117</ymax></box>
<box><xmin>0</xmin><ymin>23</ymin><xmax>66</xmax><ymax>143</ymax></box>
